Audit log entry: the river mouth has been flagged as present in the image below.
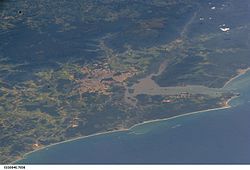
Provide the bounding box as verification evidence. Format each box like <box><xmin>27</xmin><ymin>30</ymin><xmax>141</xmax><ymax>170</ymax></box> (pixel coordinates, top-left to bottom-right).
<box><xmin>15</xmin><ymin>69</ymin><xmax>250</xmax><ymax>164</ymax></box>
<box><xmin>124</xmin><ymin>57</ymin><xmax>236</xmax><ymax>105</ymax></box>
<box><xmin>2</xmin><ymin>0</ymin><xmax>250</xmax><ymax>164</ymax></box>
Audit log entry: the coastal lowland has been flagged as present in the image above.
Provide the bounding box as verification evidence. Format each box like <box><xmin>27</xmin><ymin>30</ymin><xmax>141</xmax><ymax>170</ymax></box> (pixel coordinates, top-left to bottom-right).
<box><xmin>0</xmin><ymin>0</ymin><xmax>250</xmax><ymax>164</ymax></box>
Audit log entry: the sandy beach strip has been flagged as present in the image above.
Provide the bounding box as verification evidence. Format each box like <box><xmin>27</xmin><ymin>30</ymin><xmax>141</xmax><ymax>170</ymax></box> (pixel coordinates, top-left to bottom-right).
<box><xmin>223</xmin><ymin>67</ymin><xmax>250</xmax><ymax>88</ymax></box>
<box><xmin>12</xmin><ymin>68</ymin><xmax>249</xmax><ymax>164</ymax></box>
<box><xmin>13</xmin><ymin>98</ymin><xmax>235</xmax><ymax>164</ymax></box>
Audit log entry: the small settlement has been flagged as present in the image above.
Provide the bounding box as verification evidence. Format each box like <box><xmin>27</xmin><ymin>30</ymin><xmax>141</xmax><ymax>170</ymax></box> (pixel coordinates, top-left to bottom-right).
<box><xmin>76</xmin><ymin>63</ymin><xmax>137</xmax><ymax>98</ymax></box>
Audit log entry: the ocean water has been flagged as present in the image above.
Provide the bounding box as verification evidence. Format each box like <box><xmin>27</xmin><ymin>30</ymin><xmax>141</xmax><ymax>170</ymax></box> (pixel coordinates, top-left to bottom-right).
<box><xmin>17</xmin><ymin>71</ymin><xmax>250</xmax><ymax>164</ymax></box>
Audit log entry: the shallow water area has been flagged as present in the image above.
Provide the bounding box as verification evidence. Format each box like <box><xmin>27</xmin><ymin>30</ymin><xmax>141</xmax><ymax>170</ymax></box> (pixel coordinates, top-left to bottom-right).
<box><xmin>16</xmin><ymin>70</ymin><xmax>250</xmax><ymax>164</ymax></box>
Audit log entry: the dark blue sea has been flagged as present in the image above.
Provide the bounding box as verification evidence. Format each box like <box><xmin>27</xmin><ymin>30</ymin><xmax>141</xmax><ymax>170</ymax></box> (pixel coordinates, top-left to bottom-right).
<box><xmin>17</xmin><ymin>71</ymin><xmax>250</xmax><ymax>164</ymax></box>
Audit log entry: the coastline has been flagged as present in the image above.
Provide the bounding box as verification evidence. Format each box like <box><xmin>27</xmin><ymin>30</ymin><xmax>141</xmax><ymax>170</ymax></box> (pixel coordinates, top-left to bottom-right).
<box><xmin>129</xmin><ymin>105</ymin><xmax>231</xmax><ymax>130</ymax></box>
<box><xmin>12</xmin><ymin>68</ymin><xmax>247</xmax><ymax>164</ymax></box>
<box><xmin>223</xmin><ymin>67</ymin><xmax>250</xmax><ymax>88</ymax></box>
<box><xmin>13</xmin><ymin>99</ymin><xmax>234</xmax><ymax>164</ymax></box>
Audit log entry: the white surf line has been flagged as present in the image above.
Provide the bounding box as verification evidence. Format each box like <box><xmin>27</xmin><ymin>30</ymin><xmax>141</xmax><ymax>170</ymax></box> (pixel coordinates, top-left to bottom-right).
<box><xmin>13</xmin><ymin>99</ymin><xmax>234</xmax><ymax>164</ymax></box>
<box><xmin>12</xmin><ymin>67</ymin><xmax>249</xmax><ymax>164</ymax></box>
<box><xmin>223</xmin><ymin>67</ymin><xmax>250</xmax><ymax>88</ymax></box>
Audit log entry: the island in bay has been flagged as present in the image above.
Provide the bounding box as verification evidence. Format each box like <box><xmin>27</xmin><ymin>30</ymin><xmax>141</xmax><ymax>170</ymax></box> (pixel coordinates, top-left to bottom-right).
<box><xmin>0</xmin><ymin>0</ymin><xmax>250</xmax><ymax>164</ymax></box>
